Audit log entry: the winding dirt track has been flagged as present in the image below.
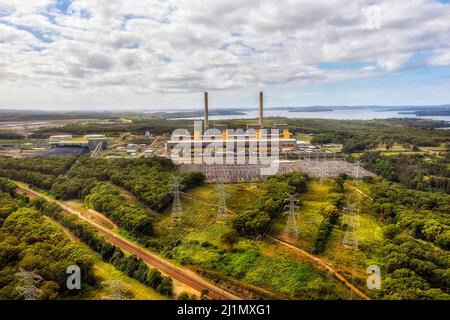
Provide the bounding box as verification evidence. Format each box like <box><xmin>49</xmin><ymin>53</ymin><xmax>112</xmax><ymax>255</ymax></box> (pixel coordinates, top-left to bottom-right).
<box><xmin>16</xmin><ymin>184</ymin><xmax>240</xmax><ymax>300</ymax></box>
<box><xmin>348</xmin><ymin>185</ymin><xmax>374</xmax><ymax>201</ymax></box>
<box><xmin>268</xmin><ymin>236</ymin><xmax>370</xmax><ymax>300</ymax></box>
<box><xmin>181</xmin><ymin>189</ymin><xmax>370</xmax><ymax>300</ymax></box>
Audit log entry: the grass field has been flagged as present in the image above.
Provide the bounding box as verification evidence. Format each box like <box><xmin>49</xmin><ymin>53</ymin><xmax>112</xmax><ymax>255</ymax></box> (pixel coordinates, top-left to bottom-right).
<box><xmin>89</xmin><ymin>260</ymin><xmax>167</xmax><ymax>300</ymax></box>
<box><xmin>267</xmin><ymin>179</ymin><xmax>383</xmax><ymax>296</ymax></box>
<box><xmin>322</xmin><ymin>181</ymin><xmax>383</xmax><ymax>289</ymax></box>
<box><xmin>376</xmin><ymin>143</ymin><xmax>409</xmax><ymax>151</ymax></box>
<box><xmin>296</xmin><ymin>134</ymin><xmax>313</xmax><ymax>143</ymax></box>
<box><xmin>152</xmin><ymin>182</ymin><xmax>354</xmax><ymax>299</ymax></box>
<box><xmin>420</xmin><ymin>144</ymin><xmax>448</xmax><ymax>152</ymax></box>
<box><xmin>270</xmin><ymin>181</ymin><xmax>328</xmax><ymax>249</ymax></box>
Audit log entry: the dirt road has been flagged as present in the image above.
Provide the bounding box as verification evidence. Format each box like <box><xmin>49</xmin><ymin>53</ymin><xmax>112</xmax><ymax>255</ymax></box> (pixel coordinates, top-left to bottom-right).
<box><xmin>269</xmin><ymin>236</ymin><xmax>370</xmax><ymax>300</ymax></box>
<box><xmin>348</xmin><ymin>185</ymin><xmax>374</xmax><ymax>201</ymax></box>
<box><xmin>181</xmin><ymin>189</ymin><xmax>370</xmax><ymax>300</ymax></box>
<box><xmin>16</xmin><ymin>184</ymin><xmax>240</xmax><ymax>300</ymax></box>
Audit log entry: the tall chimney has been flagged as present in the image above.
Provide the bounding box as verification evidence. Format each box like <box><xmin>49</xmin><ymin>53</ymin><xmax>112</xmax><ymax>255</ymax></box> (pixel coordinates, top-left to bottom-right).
<box><xmin>204</xmin><ymin>92</ymin><xmax>209</xmax><ymax>129</ymax></box>
<box><xmin>259</xmin><ymin>91</ymin><xmax>264</xmax><ymax>129</ymax></box>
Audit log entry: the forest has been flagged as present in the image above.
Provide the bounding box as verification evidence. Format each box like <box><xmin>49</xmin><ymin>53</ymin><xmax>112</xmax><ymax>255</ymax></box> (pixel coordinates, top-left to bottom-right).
<box><xmin>0</xmin><ymin>187</ymin><xmax>95</xmax><ymax>299</ymax></box>
<box><xmin>32</xmin><ymin>198</ymin><xmax>173</xmax><ymax>297</ymax></box>
<box><xmin>361</xmin><ymin>152</ymin><xmax>450</xmax><ymax>193</ymax></box>
<box><xmin>0</xmin><ymin>140</ymin><xmax>449</xmax><ymax>300</ymax></box>
<box><xmin>0</xmin><ymin>156</ymin><xmax>204</xmax><ymax>241</ymax></box>
<box><xmin>367</xmin><ymin>178</ymin><xmax>450</xmax><ymax>299</ymax></box>
<box><xmin>313</xmin><ymin>174</ymin><xmax>346</xmax><ymax>254</ymax></box>
<box><xmin>0</xmin><ymin>180</ymin><xmax>173</xmax><ymax>299</ymax></box>
<box><xmin>231</xmin><ymin>172</ymin><xmax>309</xmax><ymax>236</ymax></box>
<box><xmin>0</xmin><ymin>132</ymin><xmax>25</xmax><ymax>140</ymax></box>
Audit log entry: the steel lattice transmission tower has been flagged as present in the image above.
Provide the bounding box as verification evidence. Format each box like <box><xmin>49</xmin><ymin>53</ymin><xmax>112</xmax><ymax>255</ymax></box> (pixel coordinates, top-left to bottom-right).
<box><xmin>171</xmin><ymin>176</ymin><xmax>185</xmax><ymax>218</ymax></box>
<box><xmin>319</xmin><ymin>166</ymin><xmax>325</xmax><ymax>185</ymax></box>
<box><xmin>101</xmin><ymin>280</ymin><xmax>130</xmax><ymax>300</ymax></box>
<box><xmin>354</xmin><ymin>160</ymin><xmax>362</xmax><ymax>179</ymax></box>
<box><xmin>283</xmin><ymin>194</ymin><xmax>300</xmax><ymax>240</ymax></box>
<box><xmin>341</xmin><ymin>204</ymin><xmax>360</xmax><ymax>250</ymax></box>
<box><xmin>216</xmin><ymin>180</ymin><xmax>229</xmax><ymax>221</ymax></box>
<box><xmin>15</xmin><ymin>268</ymin><xmax>43</xmax><ymax>300</ymax></box>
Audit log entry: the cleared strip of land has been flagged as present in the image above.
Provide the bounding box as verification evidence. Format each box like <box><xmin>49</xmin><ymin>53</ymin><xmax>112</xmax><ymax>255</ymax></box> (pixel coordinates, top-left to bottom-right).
<box><xmin>268</xmin><ymin>236</ymin><xmax>370</xmax><ymax>300</ymax></box>
<box><xmin>16</xmin><ymin>184</ymin><xmax>241</xmax><ymax>300</ymax></box>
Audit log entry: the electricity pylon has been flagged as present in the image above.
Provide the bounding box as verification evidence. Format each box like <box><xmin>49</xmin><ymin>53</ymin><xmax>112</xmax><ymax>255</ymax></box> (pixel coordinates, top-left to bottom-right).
<box><xmin>216</xmin><ymin>180</ymin><xmax>229</xmax><ymax>221</ymax></box>
<box><xmin>354</xmin><ymin>160</ymin><xmax>362</xmax><ymax>179</ymax></box>
<box><xmin>90</xmin><ymin>140</ymin><xmax>104</xmax><ymax>158</ymax></box>
<box><xmin>342</xmin><ymin>204</ymin><xmax>360</xmax><ymax>250</ymax></box>
<box><xmin>319</xmin><ymin>166</ymin><xmax>325</xmax><ymax>185</ymax></box>
<box><xmin>283</xmin><ymin>194</ymin><xmax>300</xmax><ymax>240</ymax></box>
<box><xmin>171</xmin><ymin>176</ymin><xmax>184</xmax><ymax>218</ymax></box>
<box><xmin>101</xmin><ymin>280</ymin><xmax>130</xmax><ymax>300</ymax></box>
<box><xmin>15</xmin><ymin>268</ymin><xmax>43</xmax><ymax>300</ymax></box>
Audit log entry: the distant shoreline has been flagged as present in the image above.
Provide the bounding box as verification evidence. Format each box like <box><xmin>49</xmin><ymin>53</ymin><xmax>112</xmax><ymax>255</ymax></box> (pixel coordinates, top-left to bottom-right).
<box><xmin>1</xmin><ymin>105</ymin><xmax>450</xmax><ymax>122</ymax></box>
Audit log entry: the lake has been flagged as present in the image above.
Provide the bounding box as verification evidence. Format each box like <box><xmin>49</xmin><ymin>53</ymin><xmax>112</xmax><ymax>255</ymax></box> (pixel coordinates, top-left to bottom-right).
<box><xmin>171</xmin><ymin>108</ymin><xmax>450</xmax><ymax>122</ymax></box>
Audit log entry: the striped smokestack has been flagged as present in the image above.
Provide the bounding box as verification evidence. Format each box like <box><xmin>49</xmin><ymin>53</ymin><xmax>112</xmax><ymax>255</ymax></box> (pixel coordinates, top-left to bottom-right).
<box><xmin>259</xmin><ymin>91</ymin><xmax>264</xmax><ymax>129</ymax></box>
<box><xmin>204</xmin><ymin>92</ymin><xmax>209</xmax><ymax>129</ymax></box>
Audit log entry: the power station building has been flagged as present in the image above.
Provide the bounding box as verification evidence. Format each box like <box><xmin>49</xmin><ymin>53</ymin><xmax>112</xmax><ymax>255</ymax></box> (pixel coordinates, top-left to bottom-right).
<box><xmin>166</xmin><ymin>92</ymin><xmax>297</xmax><ymax>164</ymax></box>
<box><xmin>49</xmin><ymin>134</ymin><xmax>107</xmax><ymax>151</ymax></box>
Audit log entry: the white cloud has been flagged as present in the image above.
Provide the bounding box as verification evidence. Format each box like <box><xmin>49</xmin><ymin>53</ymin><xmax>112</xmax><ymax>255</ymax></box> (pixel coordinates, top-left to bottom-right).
<box><xmin>0</xmin><ymin>0</ymin><xmax>449</xmax><ymax>109</ymax></box>
<box><xmin>428</xmin><ymin>50</ymin><xmax>450</xmax><ymax>66</ymax></box>
<box><xmin>377</xmin><ymin>54</ymin><xmax>411</xmax><ymax>72</ymax></box>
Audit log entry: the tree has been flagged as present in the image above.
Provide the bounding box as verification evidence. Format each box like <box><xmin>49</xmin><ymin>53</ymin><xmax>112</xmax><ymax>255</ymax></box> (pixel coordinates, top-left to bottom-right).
<box><xmin>200</xmin><ymin>288</ymin><xmax>209</xmax><ymax>300</ymax></box>
<box><xmin>177</xmin><ymin>292</ymin><xmax>191</xmax><ymax>300</ymax></box>
<box><xmin>319</xmin><ymin>204</ymin><xmax>339</xmax><ymax>224</ymax></box>
<box><xmin>146</xmin><ymin>269</ymin><xmax>163</xmax><ymax>289</ymax></box>
<box><xmin>157</xmin><ymin>277</ymin><xmax>173</xmax><ymax>297</ymax></box>
<box><xmin>221</xmin><ymin>230</ymin><xmax>239</xmax><ymax>248</ymax></box>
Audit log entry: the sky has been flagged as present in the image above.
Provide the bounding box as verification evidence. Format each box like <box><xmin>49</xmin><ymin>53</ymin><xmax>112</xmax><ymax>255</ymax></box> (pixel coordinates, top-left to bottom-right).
<box><xmin>0</xmin><ymin>0</ymin><xmax>450</xmax><ymax>111</ymax></box>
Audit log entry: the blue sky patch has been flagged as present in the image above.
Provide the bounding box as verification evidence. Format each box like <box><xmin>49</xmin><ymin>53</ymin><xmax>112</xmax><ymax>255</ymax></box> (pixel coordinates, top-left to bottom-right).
<box><xmin>319</xmin><ymin>61</ymin><xmax>375</xmax><ymax>70</ymax></box>
<box><xmin>0</xmin><ymin>20</ymin><xmax>55</xmax><ymax>43</ymax></box>
<box><xmin>55</xmin><ymin>0</ymin><xmax>72</xmax><ymax>14</ymax></box>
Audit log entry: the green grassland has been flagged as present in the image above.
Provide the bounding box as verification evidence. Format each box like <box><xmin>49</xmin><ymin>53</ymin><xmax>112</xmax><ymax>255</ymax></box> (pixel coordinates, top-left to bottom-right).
<box><xmin>264</xmin><ymin>179</ymin><xmax>383</xmax><ymax>294</ymax></box>
<box><xmin>89</xmin><ymin>260</ymin><xmax>167</xmax><ymax>300</ymax></box>
<box><xmin>151</xmin><ymin>183</ymin><xmax>354</xmax><ymax>299</ymax></box>
<box><xmin>323</xmin><ymin>182</ymin><xmax>383</xmax><ymax>286</ymax></box>
<box><xmin>296</xmin><ymin>134</ymin><xmax>313</xmax><ymax>143</ymax></box>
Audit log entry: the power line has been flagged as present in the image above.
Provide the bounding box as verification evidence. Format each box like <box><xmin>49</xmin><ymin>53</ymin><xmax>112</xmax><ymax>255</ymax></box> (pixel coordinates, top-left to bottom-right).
<box><xmin>283</xmin><ymin>194</ymin><xmax>300</xmax><ymax>240</ymax></box>
<box><xmin>342</xmin><ymin>204</ymin><xmax>360</xmax><ymax>250</ymax></box>
<box><xmin>354</xmin><ymin>160</ymin><xmax>362</xmax><ymax>179</ymax></box>
<box><xmin>216</xmin><ymin>180</ymin><xmax>229</xmax><ymax>221</ymax></box>
<box><xmin>171</xmin><ymin>176</ymin><xmax>185</xmax><ymax>218</ymax></box>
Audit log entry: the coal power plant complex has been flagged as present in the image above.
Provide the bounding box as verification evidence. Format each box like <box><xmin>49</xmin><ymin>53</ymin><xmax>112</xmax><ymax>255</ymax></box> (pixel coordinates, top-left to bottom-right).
<box><xmin>167</xmin><ymin>92</ymin><xmax>373</xmax><ymax>182</ymax></box>
<box><xmin>166</xmin><ymin>92</ymin><xmax>298</xmax><ymax>164</ymax></box>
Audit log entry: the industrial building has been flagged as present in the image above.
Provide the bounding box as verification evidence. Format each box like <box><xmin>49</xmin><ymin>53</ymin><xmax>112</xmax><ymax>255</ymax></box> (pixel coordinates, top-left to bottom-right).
<box><xmin>166</xmin><ymin>92</ymin><xmax>298</xmax><ymax>164</ymax></box>
<box><xmin>49</xmin><ymin>134</ymin><xmax>107</xmax><ymax>151</ymax></box>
